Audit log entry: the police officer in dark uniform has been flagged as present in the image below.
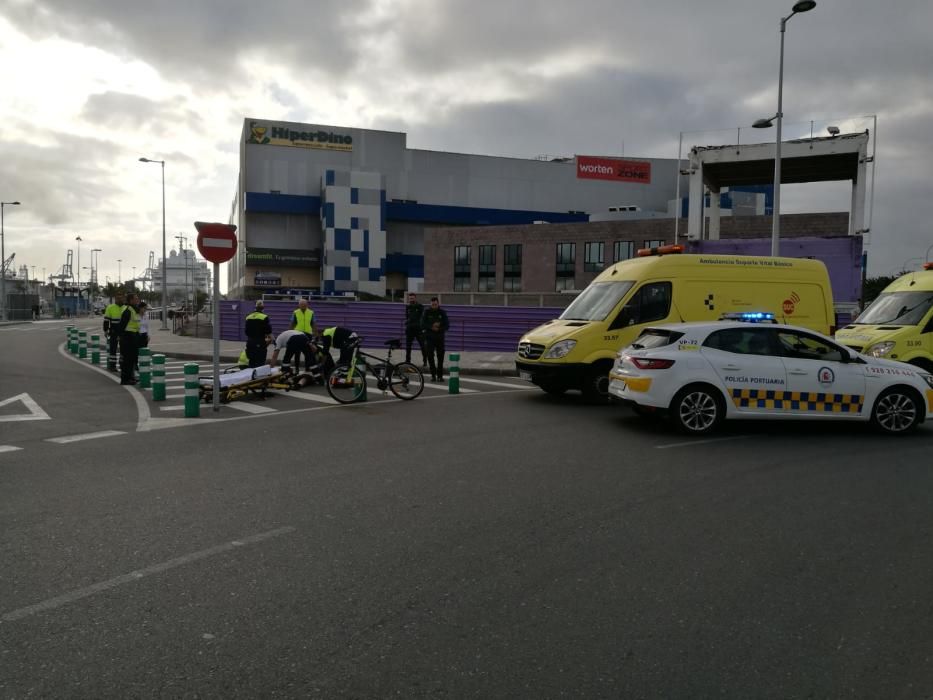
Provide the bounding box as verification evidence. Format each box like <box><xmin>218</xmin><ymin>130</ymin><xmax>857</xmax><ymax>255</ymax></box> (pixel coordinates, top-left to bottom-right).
<box><xmin>421</xmin><ymin>297</ymin><xmax>450</xmax><ymax>382</ymax></box>
<box><xmin>404</xmin><ymin>292</ymin><xmax>426</xmax><ymax>367</ymax></box>
<box><xmin>115</xmin><ymin>292</ymin><xmax>141</xmax><ymax>385</ymax></box>
<box><xmin>244</xmin><ymin>300</ymin><xmax>272</xmax><ymax>368</ymax></box>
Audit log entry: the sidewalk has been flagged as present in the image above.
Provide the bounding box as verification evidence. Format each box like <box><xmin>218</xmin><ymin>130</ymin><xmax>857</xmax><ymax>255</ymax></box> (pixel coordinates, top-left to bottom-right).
<box><xmin>147</xmin><ymin>329</ymin><xmax>518</xmax><ymax>376</ymax></box>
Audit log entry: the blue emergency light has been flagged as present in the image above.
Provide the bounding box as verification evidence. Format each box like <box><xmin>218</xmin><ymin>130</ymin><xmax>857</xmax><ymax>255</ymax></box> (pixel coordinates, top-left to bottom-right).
<box><xmin>719</xmin><ymin>311</ymin><xmax>776</xmax><ymax>323</ymax></box>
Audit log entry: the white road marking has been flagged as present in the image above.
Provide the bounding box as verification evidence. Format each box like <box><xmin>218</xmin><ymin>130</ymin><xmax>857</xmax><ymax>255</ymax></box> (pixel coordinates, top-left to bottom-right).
<box><xmin>0</xmin><ymin>445</ymin><xmax>24</xmax><ymax>453</ymax></box>
<box><xmin>159</xmin><ymin>406</ymin><xmax>185</xmax><ymax>412</ymax></box>
<box><xmin>459</xmin><ymin>377</ymin><xmax>534</xmax><ymax>390</ymax></box>
<box><xmin>268</xmin><ymin>389</ymin><xmax>336</xmax><ymax>404</ymax></box>
<box><xmin>655</xmin><ymin>436</ymin><xmax>750</xmax><ymax>450</ymax></box>
<box><xmin>1</xmin><ymin>526</ymin><xmax>296</xmax><ymax>622</ymax></box>
<box><xmin>46</xmin><ymin>430</ymin><xmax>127</xmax><ymax>444</ymax></box>
<box><xmin>0</xmin><ymin>393</ymin><xmax>52</xmax><ymax>422</ymax></box>
<box><xmin>418</xmin><ymin>380</ymin><xmax>477</xmax><ymax>393</ymax></box>
<box><xmin>224</xmin><ymin>402</ymin><xmax>277</xmax><ymax>414</ymax></box>
<box><xmin>166</xmin><ymin>393</ymin><xmax>185</xmax><ymax>399</ymax></box>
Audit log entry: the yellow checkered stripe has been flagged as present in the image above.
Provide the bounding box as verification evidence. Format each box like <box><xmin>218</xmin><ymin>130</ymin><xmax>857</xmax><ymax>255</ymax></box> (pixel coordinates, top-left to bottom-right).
<box><xmin>731</xmin><ymin>388</ymin><xmax>863</xmax><ymax>413</ymax></box>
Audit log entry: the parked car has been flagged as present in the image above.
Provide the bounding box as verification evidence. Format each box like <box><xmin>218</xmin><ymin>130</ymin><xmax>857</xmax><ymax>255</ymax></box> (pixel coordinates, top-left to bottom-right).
<box><xmin>609</xmin><ymin>315</ymin><xmax>933</xmax><ymax>436</ymax></box>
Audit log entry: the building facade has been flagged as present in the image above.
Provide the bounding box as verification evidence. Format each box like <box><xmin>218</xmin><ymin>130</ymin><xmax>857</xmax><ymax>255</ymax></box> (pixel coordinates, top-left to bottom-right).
<box><xmin>423</xmin><ymin>213</ymin><xmax>852</xmax><ymax>295</ymax></box>
<box><xmin>227</xmin><ymin>118</ymin><xmax>687</xmax><ymax>298</ymax></box>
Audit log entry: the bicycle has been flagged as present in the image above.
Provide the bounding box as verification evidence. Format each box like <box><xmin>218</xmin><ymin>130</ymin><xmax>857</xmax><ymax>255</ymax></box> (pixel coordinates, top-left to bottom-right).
<box><xmin>325</xmin><ymin>337</ymin><xmax>425</xmax><ymax>404</ymax></box>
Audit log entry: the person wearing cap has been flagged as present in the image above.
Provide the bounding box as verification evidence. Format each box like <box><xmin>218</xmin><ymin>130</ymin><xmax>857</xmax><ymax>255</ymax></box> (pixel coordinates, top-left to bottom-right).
<box><xmin>244</xmin><ymin>300</ymin><xmax>272</xmax><ymax>368</ymax></box>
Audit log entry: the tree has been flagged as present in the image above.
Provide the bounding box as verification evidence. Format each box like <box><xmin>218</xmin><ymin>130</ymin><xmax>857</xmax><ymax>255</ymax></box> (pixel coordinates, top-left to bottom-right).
<box><xmin>862</xmin><ymin>276</ymin><xmax>898</xmax><ymax>306</ymax></box>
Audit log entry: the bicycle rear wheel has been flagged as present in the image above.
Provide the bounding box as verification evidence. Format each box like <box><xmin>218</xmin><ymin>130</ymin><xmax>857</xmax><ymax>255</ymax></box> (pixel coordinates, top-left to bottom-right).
<box><xmin>325</xmin><ymin>363</ymin><xmax>367</xmax><ymax>404</ymax></box>
<box><xmin>389</xmin><ymin>362</ymin><xmax>424</xmax><ymax>400</ymax></box>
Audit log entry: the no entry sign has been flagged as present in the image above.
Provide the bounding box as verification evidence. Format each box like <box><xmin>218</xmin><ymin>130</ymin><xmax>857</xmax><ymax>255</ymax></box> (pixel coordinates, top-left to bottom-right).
<box><xmin>195</xmin><ymin>222</ymin><xmax>238</xmax><ymax>264</ymax></box>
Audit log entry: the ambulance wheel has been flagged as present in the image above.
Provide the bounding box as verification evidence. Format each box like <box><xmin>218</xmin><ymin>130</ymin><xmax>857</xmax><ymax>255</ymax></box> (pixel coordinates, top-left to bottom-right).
<box><xmin>670</xmin><ymin>384</ymin><xmax>724</xmax><ymax>436</ymax></box>
<box><xmin>870</xmin><ymin>386</ymin><xmax>923</xmax><ymax>435</ymax></box>
<box><xmin>582</xmin><ymin>364</ymin><xmax>612</xmax><ymax>404</ymax></box>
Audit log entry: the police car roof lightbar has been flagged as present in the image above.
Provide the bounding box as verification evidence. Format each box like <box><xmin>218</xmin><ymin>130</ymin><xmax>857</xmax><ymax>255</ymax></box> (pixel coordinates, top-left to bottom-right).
<box><xmin>636</xmin><ymin>244</ymin><xmax>684</xmax><ymax>257</ymax></box>
<box><xmin>719</xmin><ymin>311</ymin><xmax>777</xmax><ymax>323</ymax></box>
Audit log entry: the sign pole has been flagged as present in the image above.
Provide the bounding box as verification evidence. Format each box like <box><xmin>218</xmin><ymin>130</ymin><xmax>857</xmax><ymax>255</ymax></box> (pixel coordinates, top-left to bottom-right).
<box><xmin>213</xmin><ymin>262</ymin><xmax>220</xmax><ymax>412</ymax></box>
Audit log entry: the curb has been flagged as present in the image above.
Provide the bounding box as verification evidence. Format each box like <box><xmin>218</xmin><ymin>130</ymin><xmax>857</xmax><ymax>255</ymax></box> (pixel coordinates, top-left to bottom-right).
<box><xmin>150</xmin><ymin>350</ymin><xmax>519</xmax><ymax>377</ymax></box>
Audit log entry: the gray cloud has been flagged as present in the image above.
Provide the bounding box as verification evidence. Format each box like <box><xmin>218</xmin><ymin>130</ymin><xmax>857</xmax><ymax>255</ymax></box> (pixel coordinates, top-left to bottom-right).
<box><xmin>1</xmin><ymin>0</ymin><xmax>930</xmax><ymax>278</ymax></box>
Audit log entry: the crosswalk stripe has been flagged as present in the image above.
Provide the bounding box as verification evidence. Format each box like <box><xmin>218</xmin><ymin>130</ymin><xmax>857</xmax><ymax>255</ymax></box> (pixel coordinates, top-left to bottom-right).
<box><xmin>224</xmin><ymin>402</ymin><xmax>278</xmax><ymax>414</ymax></box>
<box><xmin>267</xmin><ymin>389</ymin><xmax>336</xmax><ymax>404</ymax></box>
<box><xmin>459</xmin><ymin>377</ymin><xmax>534</xmax><ymax>390</ymax></box>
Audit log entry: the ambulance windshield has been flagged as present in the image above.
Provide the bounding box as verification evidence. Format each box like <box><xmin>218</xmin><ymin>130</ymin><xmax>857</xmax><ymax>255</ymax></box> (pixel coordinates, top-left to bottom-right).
<box><xmin>854</xmin><ymin>291</ymin><xmax>933</xmax><ymax>326</ymax></box>
<box><xmin>560</xmin><ymin>281</ymin><xmax>636</xmax><ymax>321</ymax></box>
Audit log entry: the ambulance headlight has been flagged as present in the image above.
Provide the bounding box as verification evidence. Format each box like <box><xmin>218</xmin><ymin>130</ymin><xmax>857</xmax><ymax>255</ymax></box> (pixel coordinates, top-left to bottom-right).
<box><xmin>866</xmin><ymin>341</ymin><xmax>895</xmax><ymax>357</ymax></box>
<box><xmin>544</xmin><ymin>340</ymin><xmax>577</xmax><ymax>359</ymax></box>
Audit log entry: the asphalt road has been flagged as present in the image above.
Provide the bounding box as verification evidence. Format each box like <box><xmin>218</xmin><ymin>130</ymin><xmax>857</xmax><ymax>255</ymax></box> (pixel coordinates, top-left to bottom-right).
<box><xmin>2</xmin><ymin>319</ymin><xmax>932</xmax><ymax>698</ymax></box>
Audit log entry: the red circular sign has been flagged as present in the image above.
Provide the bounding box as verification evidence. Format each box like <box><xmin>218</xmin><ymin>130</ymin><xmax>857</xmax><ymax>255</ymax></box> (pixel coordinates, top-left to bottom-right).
<box><xmin>195</xmin><ymin>221</ymin><xmax>238</xmax><ymax>264</ymax></box>
<box><xmin>782</xmin><ymin>299</ymin><xmax>796</xmax><ymax>315</ymax></box>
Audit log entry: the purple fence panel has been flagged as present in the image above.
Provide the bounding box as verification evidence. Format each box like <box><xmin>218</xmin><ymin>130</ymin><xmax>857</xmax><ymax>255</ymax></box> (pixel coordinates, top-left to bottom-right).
<box><xmin>221</xmin><ymin>300</ymin><xmax>562</xmax><ymax>353</ymax></box>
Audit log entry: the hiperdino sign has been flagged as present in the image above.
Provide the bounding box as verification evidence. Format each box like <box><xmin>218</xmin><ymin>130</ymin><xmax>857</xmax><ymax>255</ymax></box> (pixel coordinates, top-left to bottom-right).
<box><xmin>246</xmin><ymin>121</ymin><xmax>353</xmax><ymax>151</ymax></box>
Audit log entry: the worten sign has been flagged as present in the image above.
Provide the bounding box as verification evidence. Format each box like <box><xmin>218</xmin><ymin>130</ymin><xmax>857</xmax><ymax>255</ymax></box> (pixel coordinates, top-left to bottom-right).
<box><xmin>576</xmin><ymin>156</ymin><xmax>651</xmax><ymax>184</ymax></box>
<box><xmin>245</xmin><ymin>248</ymin><xmax>321</xmax><ymax>268</ymax></box>
<box><xmin>246</xmin><ymin>121</ymin><xmax>353</xmax><ymax>152</ymax></box>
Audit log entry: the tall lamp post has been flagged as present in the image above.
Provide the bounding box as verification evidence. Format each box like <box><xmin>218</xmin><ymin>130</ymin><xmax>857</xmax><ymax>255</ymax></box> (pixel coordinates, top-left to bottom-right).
<box><xmin>117</xmin><ymin>258</ymin><xmax>122</xmax><ymax>285</ymax></box>
<box><xmin>1</xmin><ymin>200</ymin><xmax>21</xmax><ymax>321</ymax></box>
<box><xmin>75</xmin><ymin>235</ymin><xmax>83</xmax><ymax>315</ymax></box>
<box><xmin>91</xmin><ymin>248</ymin><xmax>102</xmax><ymax>286</ymax></box>
<box><xmin>752</xmin><ymin>0</ymin><xmax>817</xmax><ymax>257</ymax></box>
<box><xmin>139</xmin><ymin>157</ymin><xmax>167</xmax><ymax>330</ymax></box>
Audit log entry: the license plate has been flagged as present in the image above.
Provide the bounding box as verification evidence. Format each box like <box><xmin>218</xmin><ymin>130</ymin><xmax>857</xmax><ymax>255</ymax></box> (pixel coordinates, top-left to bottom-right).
<box><xmin>519</xmin><ymin>370</ymin><xmax>532</xmax><ymax>382</ymax></box>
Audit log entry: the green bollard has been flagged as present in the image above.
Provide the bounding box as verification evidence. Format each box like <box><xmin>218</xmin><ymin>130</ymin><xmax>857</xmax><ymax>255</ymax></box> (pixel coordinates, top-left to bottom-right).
<box><xmin>448</xmin><ymin>352</ymin><xmax>460</xmax><ymax>394</ymax></box>
<box><xmin>91</xmin><ymin>335</ymin><xmax>100</xmax><ymax>365</ymax></box>
<box><xmin>184</xmin><ymin>363</ymin><xmax>200</xmax><ymax>417</ymax></box>
<box><xmin>68</xmin><ymin>327</ymin><xmax>77</xmax><ymax>354</ymax></box>
<box><xmin>138</xmin><ymin>347</ymin><xmax>151</xmax><ymax>389</ymax></box>
<box><xmin>78</xmin><ymin>330</ymin><xmax>87</xmax><ymax>359</ymax></box>
<box><xmin>152</xmin><ymin>354</ymin><xmax>166</xmax><ymax>401</ymax></box>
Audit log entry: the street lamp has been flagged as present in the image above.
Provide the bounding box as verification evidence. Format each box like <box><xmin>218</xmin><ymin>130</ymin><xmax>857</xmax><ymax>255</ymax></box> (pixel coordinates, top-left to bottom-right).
<box><xmin>117</xmin><ymin>258</ymin><xmax>122</xmax><ymax>285</ymax></box>
<box><xmin>75</xmin><ymin>235</ymin><xmax>83</xmax><ymax>315</ymax></box>
<box><xmin>1</xmin><ymin>200</ymin><xmax>21</xmax><ymax>321</ymax></box>
<box><xmin>139</xmin><ymin>156</ymin><xmax>167</xmax><ymax>330</ymax></box>
<box><xmin>753</xmin><ymin>0</ymin><xmax>817</xmax><ymax>257</ymax></box>
<box><xmin>91</xmin><ymin>248</ymin><xmax>102</xmax><ymax>286</ymax></box>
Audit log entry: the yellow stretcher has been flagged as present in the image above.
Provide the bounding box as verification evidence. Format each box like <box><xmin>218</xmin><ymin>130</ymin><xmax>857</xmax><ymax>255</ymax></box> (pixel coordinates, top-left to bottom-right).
<box><xmin>198</xmin><ymin>365</ymin><xmax>292</xmax><ymax>404</ymax></box>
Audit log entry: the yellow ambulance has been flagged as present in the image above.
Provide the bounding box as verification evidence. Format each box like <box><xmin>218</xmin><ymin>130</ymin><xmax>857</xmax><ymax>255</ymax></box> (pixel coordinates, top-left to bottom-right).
<box><xmin>515</xmin><ymin>246</ymin><xmax>836</xmax><ymax>401</ymax></box>
<box><xmin>836</xmin><ymin>264</ymin><xmax>933</xmax><ymax>372</ymax></box>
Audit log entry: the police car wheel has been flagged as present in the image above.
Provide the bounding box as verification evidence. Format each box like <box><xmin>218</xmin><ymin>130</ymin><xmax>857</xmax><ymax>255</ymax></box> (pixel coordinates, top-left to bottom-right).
<box><xmin>670</xmin><ymin>384</ymin><xmax>724</xmax><ymax>436</ymax></box>
<box><xmin>870</xmin><ymin>387</ymin><xmax>923</xmax><ymax>435</ymax></box>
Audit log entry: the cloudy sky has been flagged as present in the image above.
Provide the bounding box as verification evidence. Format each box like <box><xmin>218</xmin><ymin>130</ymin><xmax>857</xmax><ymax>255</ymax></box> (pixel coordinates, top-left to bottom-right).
<box><xmin>1</xmin><ymin>0</ymin><xmax>930</xmax><ymax>291</ymax></box>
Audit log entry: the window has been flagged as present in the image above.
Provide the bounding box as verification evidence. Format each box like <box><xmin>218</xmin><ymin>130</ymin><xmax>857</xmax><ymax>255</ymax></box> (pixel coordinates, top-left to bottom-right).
<box><xmin>584</xmin><ymin>242</ymin><xmax>605</xmax><ymax>272</ymax></box>
<box><xmin>642</xmin><ymin>240</ymin><xmax>664</xmax><ymax>250</ymax></box>
<box><xmin>561</xmin><ymin>281</ymin><xmax>635</xmax><ymax>322</ymax></box>
<box><xmin>704</xmin><ymin>328</ymin><xmax>778</xmax><ymax>356</ymax></box>
<box><xmin>478</xmin><ymin>245</ymin><xmax>496</xmax><ymax>292</ymax></box>
<box><xmin>613</xmin><ymin>241</ymin><xmax>634</xmax><ymax>263</ymax></box>
<box><xmin>503</xmin><ymin>244</ymin><xmax>522</xmax><ymax>292</ymax></box>
<box><xmin>608</xmin><ymin>282</ymin><xmax>672</xmax><ymax>329</ymax></box>
<box><xmin>776</xmin><ymin>330</ymin><xmax>846</xmax><ymax>363</ymax></box>
<box><xmin>555</xmin><ymin>243</ymin><xmax>575</xmax><ymax>291</ymax></box>
<box><xmin>454</xmin><ymin>245</ymin><xmax>471</xmax><ymax>292</ymax></box>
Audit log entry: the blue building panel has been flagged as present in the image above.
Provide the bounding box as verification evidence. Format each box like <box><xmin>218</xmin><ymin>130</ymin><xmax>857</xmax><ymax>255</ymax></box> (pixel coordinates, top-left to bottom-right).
<box><xmin>385</xmin><ymin>201</ymin><xmax>588</xmax><ymax>225</ymax></box>
<box><xmin>326</xmin><ymin>170</ymin><xmax>335</xmax><ymax>186</ymax></box>
<box><xmin>324</xmin><ymin>202</ymin><xmax>335</xmax><ymax>228</ymax></box>
<box><xmin>351</xmin><ymin>249</ymin><xmax>370</xmax><ymax>268</ymax></box>
<box><xmin>334</xmin><ymin>228</ymin><xmax>351</xmax><ymax>250</ymax></box>
<box><xmin>351</xmin><ymin>187</ymin><xmax>359</xmax><ymax>204</ymax></box>
<box><xmin>245</xmin><ymin>192</ymin><xmax>321</xmax><ymax>215</ymax></box>
<box><xmin>386</xmin><ymin>253</ymin><xmax>424</xmax><ymax>278</ymax></box>
<box><xmin>334</xmin><ymin>266</ymin><xmax>351</xmax><ymax>281</ymax></box>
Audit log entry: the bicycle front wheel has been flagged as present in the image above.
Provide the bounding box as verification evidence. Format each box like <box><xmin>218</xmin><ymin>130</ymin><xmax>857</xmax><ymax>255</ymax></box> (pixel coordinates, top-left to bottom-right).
<box><xmin>389</xmin><ymin>362</ymin><xmax>424</xmax><ymax>400</ymax></box>
<box><xmin>326</xmin><ymin>363</ymin><xmax>367</xmax><ymax>404</ymax></box>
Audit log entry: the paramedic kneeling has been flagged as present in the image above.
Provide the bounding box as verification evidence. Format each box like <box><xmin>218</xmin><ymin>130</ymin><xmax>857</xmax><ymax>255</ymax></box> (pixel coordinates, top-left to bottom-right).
<box><xmin>270</xmin><ymin>330</ymin><xmax>315</xmax><ymax>372</ymax></box>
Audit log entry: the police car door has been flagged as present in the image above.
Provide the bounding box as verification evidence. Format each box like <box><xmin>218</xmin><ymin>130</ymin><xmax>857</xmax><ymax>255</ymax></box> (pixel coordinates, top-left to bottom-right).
<box><xmin>776</xmin><ymin>329</ymin><xmax>866</xmax><ymax>417</ymax></box>
<box><xmin>700</xmin><ymin>327</ymin><xmax>789</xmax><ymax>414</ymax></box>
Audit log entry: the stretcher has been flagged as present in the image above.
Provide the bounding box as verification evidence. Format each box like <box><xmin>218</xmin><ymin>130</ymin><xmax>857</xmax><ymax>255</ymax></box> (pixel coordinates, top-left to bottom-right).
<box><xmin>198</xmin><ymin>364</ymin><xmax>326</xmax><ymax>403</ymax></box>
<box><xmin>198</xmin><ymin>365</ymin><xmax>290</xmax><ymax>403</ymax></box>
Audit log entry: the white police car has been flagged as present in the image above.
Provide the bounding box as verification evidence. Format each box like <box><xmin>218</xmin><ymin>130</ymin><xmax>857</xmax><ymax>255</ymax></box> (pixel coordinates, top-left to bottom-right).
<box><xmin>608</xmin><ymin>314</ymin><xmax>933</xmax><ymax>436</ymax></box>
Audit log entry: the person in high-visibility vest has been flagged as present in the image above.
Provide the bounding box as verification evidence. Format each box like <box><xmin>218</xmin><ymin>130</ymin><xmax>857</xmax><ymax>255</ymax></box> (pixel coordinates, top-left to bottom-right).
<box><xmin>115</xmin><ymin>292</ymin><xmax>141</xmax><ymax>385</ymax></box>
<box><xmin>244</xmin><ymin>300</ymin><xmax>272</xmax><ymax>368</ymax></box>
<box><xmin>102</xmin><ymin>291</ymin><xmax>125</xmax><ymax>372</ymax></box>
<box><xmin>320</xmin><ymin>326</ymin><xmax>359</xmax><ymax>374</ymax></box>
<box><xmin>290</xmin><ymin>298</ymin><xmax>315</xmax><ymax>335</ymax></box>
